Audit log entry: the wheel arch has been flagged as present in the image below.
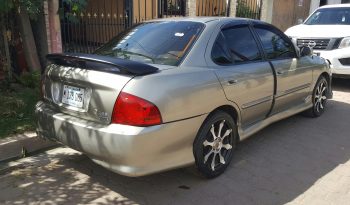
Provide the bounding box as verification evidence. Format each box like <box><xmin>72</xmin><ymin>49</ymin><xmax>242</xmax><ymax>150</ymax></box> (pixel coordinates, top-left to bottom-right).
<box><xmin>320</xmin><ymin>72</ymin><xmax>331</xmax><ymax>84</ymax></box>
<box><xmin>320</xmin><ymin>72</ymin><xmax>332</xmax><ymax>98</ymax></box>
<box><xmin>207</xmin><ymin>104</ymin><xmax>241</xmax><ymax>141</ymax></box>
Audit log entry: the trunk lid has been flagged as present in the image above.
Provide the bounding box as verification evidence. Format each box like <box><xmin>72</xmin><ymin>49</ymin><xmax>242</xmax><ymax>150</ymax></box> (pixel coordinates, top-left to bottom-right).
<box><xmin>42</xmin><ymin>53</ymin><xmax>159</xmax><ymax>124</ymax></box>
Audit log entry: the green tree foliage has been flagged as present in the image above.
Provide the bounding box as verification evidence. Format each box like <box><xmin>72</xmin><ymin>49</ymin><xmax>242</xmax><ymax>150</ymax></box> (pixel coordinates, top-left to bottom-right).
<box><xmin>0</xmin><ymin>0</ymin><xmax>87</xmax><ymax>20</ymax></box>
<box><xmin>59</xmin><ymin>0</ymin><xmax>88</xmax><ymax>22</ymax></box>
<box><xmin>0</xmin><ymin>0</ymin><xmax>43</xmax><ymax>19</ymax></box>
<box><xmin>0</xmin><ymin>0</ymin><xmax>14</xmax><ymax>14</ymax></box>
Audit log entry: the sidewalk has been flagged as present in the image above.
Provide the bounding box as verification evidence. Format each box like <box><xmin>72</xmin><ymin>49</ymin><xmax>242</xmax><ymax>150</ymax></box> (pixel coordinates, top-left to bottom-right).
<box><xmin>0</xmin><ymin>132</ymin><xmax>57</xmax><ymax>162</ymax></box>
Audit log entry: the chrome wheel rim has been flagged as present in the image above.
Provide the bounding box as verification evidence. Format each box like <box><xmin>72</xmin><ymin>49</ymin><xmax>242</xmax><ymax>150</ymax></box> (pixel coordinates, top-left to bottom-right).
<box><xmin>202</xmin><ymin>120</ymin><xmax>233</xmax><ymax>171</ymax></box>
<box><xmin>315</xmin><ymin>81</ymin><xmax>327</xmax><ymax>113</ymax></box>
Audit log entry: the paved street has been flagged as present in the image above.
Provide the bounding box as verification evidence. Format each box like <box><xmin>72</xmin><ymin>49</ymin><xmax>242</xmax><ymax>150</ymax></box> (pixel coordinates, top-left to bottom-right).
<box><xmin>1</xmin><ymin>79</ymin><xmax>350</xmax><ymax>205</ymax></box>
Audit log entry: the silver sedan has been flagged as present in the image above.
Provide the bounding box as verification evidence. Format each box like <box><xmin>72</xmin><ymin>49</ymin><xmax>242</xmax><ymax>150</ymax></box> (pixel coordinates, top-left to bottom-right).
<box><xmin>35</xmin><ymin>17</ymin><xmax>331</xmax><ymax>178</ymax></box>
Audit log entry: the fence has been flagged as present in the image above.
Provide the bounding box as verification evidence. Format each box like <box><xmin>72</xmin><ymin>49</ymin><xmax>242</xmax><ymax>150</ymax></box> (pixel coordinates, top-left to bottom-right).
<box><xmin>60</xmin><ymin>0</ymin><xmax>262</xmax><ymax>54</ymax></box>
<box><xmin>196</xmin><ymin>0</ymin><xmax>228</xmax><ymax>16</ymax></box>
<box><xmin>60</xmin><ymin>0</ymin><xmax>129</xmax><ymax>53</ymax></box>
<box><xmin>159</xmin><ymin>0</ymin><xmax>186</xmax><ymax>18</ymax></box>
<box><xmin>196</xmin><ymin>0</ymin><xmax>262</xmax><ymax>18</ymax></box>
<box><xmin>236</xmin><ymin>0</ymin><xmax>262</xmax><ymax>20</ymax></box>
<box><xmin>60</xmin><ymin>0</ymin><xmax>186</xmax><ymax>53</ymax></box>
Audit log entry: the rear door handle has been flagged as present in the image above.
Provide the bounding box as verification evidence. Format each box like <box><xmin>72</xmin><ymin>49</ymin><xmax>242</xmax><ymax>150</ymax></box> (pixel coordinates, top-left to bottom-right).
<box><xmin>227</xmin><ymin>79</ymin><xmax>238</xmax><ymax>85</ymax></box>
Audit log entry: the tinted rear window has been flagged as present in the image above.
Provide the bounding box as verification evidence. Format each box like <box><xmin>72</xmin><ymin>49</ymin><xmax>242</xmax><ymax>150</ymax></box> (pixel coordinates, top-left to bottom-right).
<box><xmin>222</xmin><ymin>26</ymin><xmax>262</xmax><ymax>63</ymax></box>
<box><xmin>95</xmin><ymin>21</ymin><xmax>204</xmax><ymax>66</ymax></box>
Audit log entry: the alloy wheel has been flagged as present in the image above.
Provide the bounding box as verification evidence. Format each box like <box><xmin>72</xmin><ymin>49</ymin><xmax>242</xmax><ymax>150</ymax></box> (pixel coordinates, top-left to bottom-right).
<box><xmin>314</xmin><ymin>80</ymin><xmax>327</xmax><ymax>113</ymax></box>
<box><xmin>202</xmin><ymin>120</ymin><xmax>233</xmax><ymax>171</ymax></box>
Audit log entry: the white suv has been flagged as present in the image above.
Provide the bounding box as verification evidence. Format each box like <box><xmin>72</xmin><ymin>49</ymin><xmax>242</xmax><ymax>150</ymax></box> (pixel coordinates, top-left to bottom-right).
<box><xmin>286</xmin><ymin>4</ymin><xmax>350</xmax><ymax>78</ymax></box>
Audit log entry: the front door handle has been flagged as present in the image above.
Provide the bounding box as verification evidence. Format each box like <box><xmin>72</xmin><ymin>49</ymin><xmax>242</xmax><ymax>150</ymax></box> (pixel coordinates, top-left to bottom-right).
<box><xmin>276</xmin><ymin>71</ymin><xmax>285</xmax><ymax>75</ymax></box>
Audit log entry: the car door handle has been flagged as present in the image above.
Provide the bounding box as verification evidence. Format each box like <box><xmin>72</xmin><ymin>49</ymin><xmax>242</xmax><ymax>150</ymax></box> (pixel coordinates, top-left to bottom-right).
<box><xmin>227</xmin><ymin>79</ymin><xmax>238</xmax><ymax>85</ymax></box>
<box><xmin>276</xmin><ymin>71</ymin><xmax>285</xmax><ymax>75</ymax></box>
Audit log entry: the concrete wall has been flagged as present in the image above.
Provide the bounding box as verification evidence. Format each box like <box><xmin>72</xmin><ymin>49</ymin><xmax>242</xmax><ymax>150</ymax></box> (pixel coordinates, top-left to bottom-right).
<box><xmin>309</xmin><ymin>0</ymin><xmax>320</xmax><ymax>14</ymax></box>
<box><xmin>228</xmin><ymin>0</ymin><xmax>237</xmax><ymax>17</ymax></box>
<box><xmin>186</xmin><ymin>0</ymin><xmax>197</xmax><ymax>16</ymax></box>
<box><xmin>260</xmin><ymin>0</ymin><xmax>274</xmax><ymax>23</ymax></box>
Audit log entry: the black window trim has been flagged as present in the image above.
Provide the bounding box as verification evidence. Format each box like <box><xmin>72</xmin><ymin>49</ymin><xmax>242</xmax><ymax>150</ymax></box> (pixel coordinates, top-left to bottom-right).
<box><xmin>211</xmin><ymin>31</ymin><xmax>233</xmax><ymax>66</ymax></box>
<box><xmin>211</xmin><ymin>23</ymin><xmax>265</xmax><ymax>67</ymax></box>
<box><xmin>251</xmin><ymin>23</ymin><xmax>298</xmax><ymax>61</ymax></box>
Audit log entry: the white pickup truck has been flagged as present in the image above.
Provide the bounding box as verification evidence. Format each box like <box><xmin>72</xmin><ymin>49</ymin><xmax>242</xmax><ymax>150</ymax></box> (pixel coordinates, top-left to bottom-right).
<box><xmin>286</xmin><ymin>4</ymin><xmax>350</xmax><ymax>78</ymax></box>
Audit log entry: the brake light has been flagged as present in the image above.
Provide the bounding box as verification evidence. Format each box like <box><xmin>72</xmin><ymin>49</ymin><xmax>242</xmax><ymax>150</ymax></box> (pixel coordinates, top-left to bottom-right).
<box><xmin>112</xmin><ymin>92</ymin><xmax>162</xmax><ymax>126</ymax></box>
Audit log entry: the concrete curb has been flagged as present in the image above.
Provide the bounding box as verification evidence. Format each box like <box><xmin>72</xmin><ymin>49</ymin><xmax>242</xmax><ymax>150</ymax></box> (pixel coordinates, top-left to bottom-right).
<box><xmin>0</xmin><ymin>132</ymin><xmax>58</xmax><ymax>162</ymax></box>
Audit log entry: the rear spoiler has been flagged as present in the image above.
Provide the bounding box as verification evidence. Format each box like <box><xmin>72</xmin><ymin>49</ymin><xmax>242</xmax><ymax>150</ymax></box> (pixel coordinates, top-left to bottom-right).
<box><xmin>46</xmin><ymin>53</ymin><xmax>159</xmax><ymax>76</ymax></box>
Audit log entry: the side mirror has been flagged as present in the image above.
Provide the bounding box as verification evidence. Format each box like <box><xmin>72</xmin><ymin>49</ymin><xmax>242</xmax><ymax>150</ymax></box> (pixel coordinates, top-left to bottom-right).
<box><xmin>300</xmin><ymin>46</ymin><xmax>312</xmax><ymax>57</ymax></box>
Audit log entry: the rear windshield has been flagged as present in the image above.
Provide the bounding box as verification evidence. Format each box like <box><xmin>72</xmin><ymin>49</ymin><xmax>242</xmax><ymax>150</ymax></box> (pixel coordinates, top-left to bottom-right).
<box><xmin>94</xmin><ymin>21</ymin><xmax>204</xmax><ymax>66</ymax></box>
<box><xmin>305</xmin><ymin>8</ymin><xmax>350</xmax><ymax>25</ymax></box>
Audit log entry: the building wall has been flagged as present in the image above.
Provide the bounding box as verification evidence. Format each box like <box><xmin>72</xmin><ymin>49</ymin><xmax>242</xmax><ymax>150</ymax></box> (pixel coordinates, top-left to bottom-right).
<box><xmin>271</xmin><ymin>0</ymin><xmax>311</xmax><ymax>31</ymax></box>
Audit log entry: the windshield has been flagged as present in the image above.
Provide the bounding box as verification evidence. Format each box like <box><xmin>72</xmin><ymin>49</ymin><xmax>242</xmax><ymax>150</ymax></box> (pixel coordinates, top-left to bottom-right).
<box><xmin>305</xmin><ymin>8</ymin><xmax>350</xmax><ymax>25</ymax></box>
<box><xmin>94</xmin><ymin>21</ymin><xmax>204</xmax><ymax>66</ymax></box>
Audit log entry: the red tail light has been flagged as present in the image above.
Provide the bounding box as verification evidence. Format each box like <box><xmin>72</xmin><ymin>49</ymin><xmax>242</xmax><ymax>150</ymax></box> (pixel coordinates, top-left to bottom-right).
<box><xmin>112</xmin><ymin>92</ymin><xmax>162</xmax><ymax>126</ymax></box>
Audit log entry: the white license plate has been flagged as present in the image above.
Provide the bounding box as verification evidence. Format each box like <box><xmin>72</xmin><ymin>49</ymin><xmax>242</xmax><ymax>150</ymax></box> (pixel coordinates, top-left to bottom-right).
<box><xmin>62</xmin><ymin>85</ymin><xmax>85</xmax><ymax>108</ymax></box>
<box><xmin>314</xmin><ymin>52</ymin><xmax>320</xmax><ymax>56</ymax></box>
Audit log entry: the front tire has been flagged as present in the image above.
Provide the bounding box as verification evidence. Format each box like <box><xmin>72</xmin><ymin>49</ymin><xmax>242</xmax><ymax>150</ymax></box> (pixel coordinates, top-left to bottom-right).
<box><xmin>193</xmin><ymin>111</ymin><xmax>237</xmax><ymax>178</ymax></box>
<box><xmin>303</xmin><ymin>76</ymin><xmax>328</xmax><ymax>118</ymax></box>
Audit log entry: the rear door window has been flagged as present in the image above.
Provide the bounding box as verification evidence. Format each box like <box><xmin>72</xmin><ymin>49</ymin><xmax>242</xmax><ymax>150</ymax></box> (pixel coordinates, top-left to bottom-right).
<box><xmin>211</xmin><ymin>25</ymin><xmax>262</xmax><ymax>65</ymax></box>
<box><xmin>222</xmin><ymin>26</ymin><xmax>262</xmax><ymax>63</ymax></box>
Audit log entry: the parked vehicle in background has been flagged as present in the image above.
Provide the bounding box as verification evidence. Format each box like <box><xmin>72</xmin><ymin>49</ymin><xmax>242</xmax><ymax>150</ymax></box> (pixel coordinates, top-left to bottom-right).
<box><xmin>36</xmin><ymin>17</ymin><xmax>331</xmax><ymax>178</ymax></box>
<box><xmin>286</xmin><ymin>4</ymin><xmax>350</xmax><ymax>78</ymax></box>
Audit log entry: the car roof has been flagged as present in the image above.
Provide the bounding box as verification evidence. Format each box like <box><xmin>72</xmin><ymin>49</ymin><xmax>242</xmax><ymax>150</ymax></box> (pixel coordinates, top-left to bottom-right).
<box><xmin>319</xmin><ymin>3</ymin><xmax>350</xmax><ymax>9</ymax></box>
<box><xmin>149</xmin><ymin>16</ymin><xmax>257</xmax><ymax>24</ymax></box>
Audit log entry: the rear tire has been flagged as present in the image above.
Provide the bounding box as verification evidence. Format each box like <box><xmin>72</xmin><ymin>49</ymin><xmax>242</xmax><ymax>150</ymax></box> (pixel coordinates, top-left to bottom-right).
<box><xmin>193</xmin><ymin>111</ymin><xmax>237</xmax><ymax>178</ymax></box>
<box><xmin>303</xmin><ymin>76</ymin><xmax>328</xmax><ymax>118</ymax></box>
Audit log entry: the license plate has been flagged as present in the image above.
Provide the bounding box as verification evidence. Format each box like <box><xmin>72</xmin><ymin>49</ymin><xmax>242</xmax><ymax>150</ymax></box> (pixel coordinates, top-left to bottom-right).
<box><xmin>314</xmin><ymin>52</ymin><xmax>320</xmax><ymax>56</ymax></box>
<box><xmin>62</xmin><ymin>85</ymin><xmax>85</xmax><ymax>108</ymax></box>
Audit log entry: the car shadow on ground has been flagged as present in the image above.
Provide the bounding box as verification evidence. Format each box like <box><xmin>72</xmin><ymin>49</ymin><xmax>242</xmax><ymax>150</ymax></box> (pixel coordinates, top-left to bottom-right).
<box><xmin>333</xmin><ymin>78</ymin><xmax>350</xmax><ymax>92</ymax></box>
<box><xmin>1</xmin><ymin>79</ymin><xmax>350</xmax><ymax>205</ymax></box>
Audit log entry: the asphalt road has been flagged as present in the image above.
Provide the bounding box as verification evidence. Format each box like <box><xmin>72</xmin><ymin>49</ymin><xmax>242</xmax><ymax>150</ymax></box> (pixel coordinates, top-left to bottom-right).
<box><xmin>1</xmin><ymin>79</ymin><xmax>350</xmax><ymax>205</ymax></box>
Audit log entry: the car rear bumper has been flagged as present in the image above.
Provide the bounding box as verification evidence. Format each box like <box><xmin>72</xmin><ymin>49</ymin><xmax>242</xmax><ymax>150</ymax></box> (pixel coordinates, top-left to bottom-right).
<box><xmin>316</xmin><ymin>48</ymin><xmax>350</xmax><ymax>76</ymax></box>
<box><xmin>35</xmin><ymin>101</ymin><xmax>207</xmax><ymax>177</ymax></box>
